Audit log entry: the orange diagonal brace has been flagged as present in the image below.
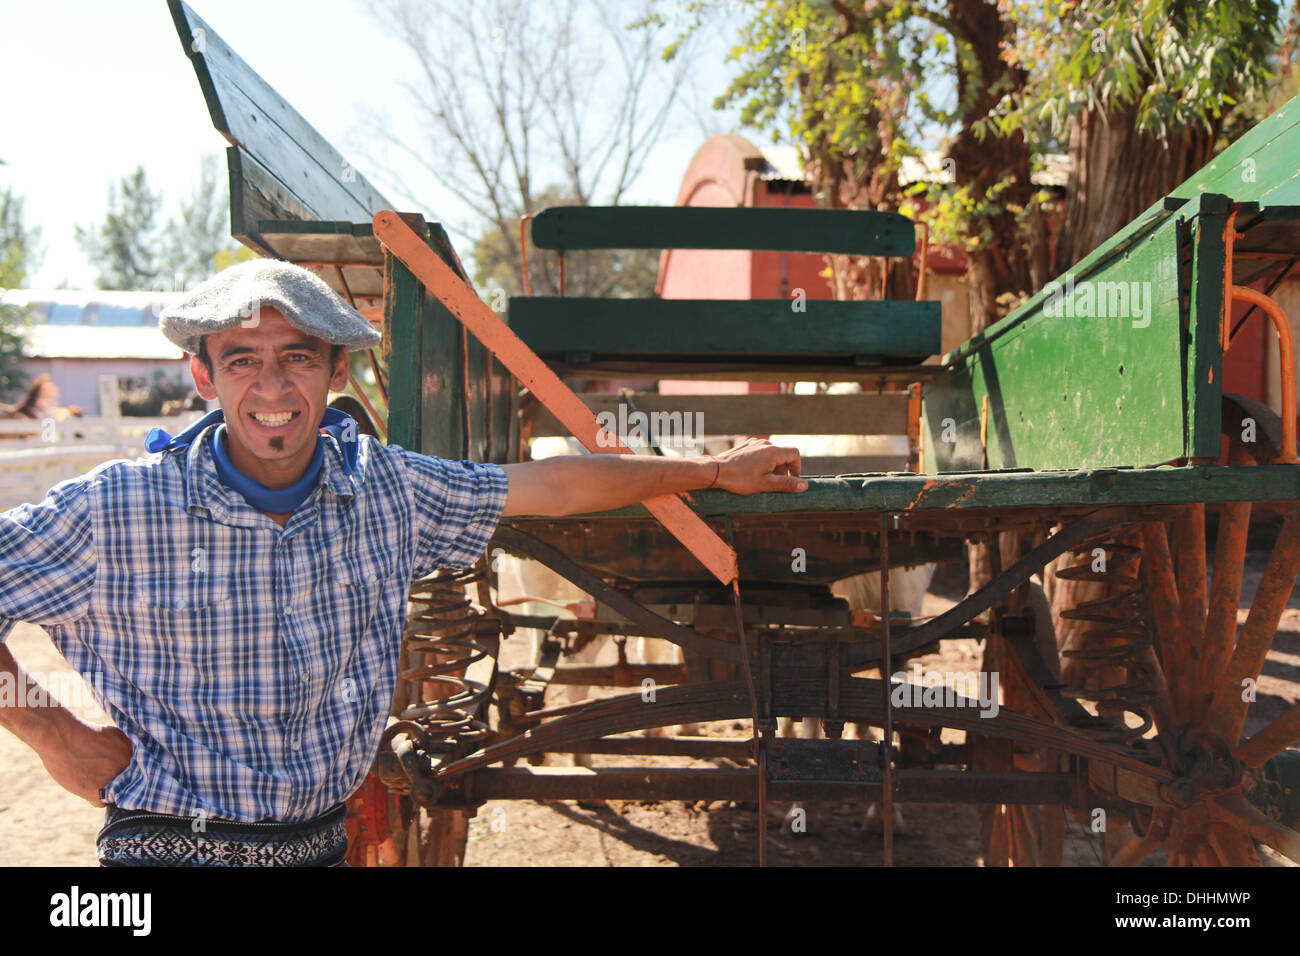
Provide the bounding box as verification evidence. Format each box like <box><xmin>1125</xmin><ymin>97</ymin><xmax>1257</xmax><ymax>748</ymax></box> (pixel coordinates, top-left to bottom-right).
<box><xmin>373</xmin><ymin>210</ymin><xmax>739</xmax><ymax>586</ymax></box>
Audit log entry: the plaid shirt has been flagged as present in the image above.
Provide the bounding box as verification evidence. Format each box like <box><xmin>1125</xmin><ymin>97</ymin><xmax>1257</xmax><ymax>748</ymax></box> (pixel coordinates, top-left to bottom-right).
<box><xmin>0</xmin><ymin>424</ymin><xmax>508</xmax><ymax>822</ymax></box>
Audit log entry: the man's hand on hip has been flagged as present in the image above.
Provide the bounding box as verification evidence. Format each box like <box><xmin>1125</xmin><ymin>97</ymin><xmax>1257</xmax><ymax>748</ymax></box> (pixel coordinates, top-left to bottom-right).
<box><xmin>39</xmin><ymin>718</ymin><xmax>133</xmax><ymax>808</ymax></box>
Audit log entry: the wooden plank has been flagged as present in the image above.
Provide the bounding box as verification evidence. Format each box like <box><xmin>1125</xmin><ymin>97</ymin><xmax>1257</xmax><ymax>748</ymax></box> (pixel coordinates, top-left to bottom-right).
<box><xmin>383</xmin><ymin>250</ymin><xmax>423</xmax><ymax>451</ymax></box>
<box><xmin>1186</xmin><ymin>206</ymin><xmax>1227</xmax><ymax>460</ymax></box>
<box><xmin>572</xmin><ymin>464</ymin><xmax>1300</xmax><ymax>517</ymax></box>
<box><xmin>922</xmin><ymin>208</ymin><xmax>1188</xmax><ymax>471</ymax></box>
<box><xmin>531</xmin><ymin>206</ymin><xmax>916</xmax><ymax>257</ymax></box>
<box><xmin>508</xmin><ymin>298</ymin><xmax>940</xmax><ymax>359</ymax></box>
<box><xmin>528</xmin><ymin>392</ymin><xmax>910</xmax><ymax>437</ymax></box>
<box><xmin>169</xmin><ymin>0</ymin><xmax>391</xmax><ymax>222</ymax></box>
<box><xmin>540</xmin><ymin>361</ymin><xmax>939</xmax><ymax>382</ymax></box>
<box><xmin>226</xmin><ymin>148</ymin><xmax>313</xmax><ymax>254</ymax></box>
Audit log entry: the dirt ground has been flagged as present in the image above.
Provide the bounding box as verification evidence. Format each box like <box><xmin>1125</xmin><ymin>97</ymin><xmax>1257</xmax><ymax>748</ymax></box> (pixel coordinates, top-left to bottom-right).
<box><xmin>3</xmin><ymin>543</ymin><xmax>1298</xmax><ymax>867</ymax></box>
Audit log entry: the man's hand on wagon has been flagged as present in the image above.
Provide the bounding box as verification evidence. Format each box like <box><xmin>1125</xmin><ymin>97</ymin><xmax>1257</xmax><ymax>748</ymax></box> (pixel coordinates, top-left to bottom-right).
<box><xmin>501</xmin><ymin>436</ymin><xmax>806</xmax><ymax>517</ymax></box>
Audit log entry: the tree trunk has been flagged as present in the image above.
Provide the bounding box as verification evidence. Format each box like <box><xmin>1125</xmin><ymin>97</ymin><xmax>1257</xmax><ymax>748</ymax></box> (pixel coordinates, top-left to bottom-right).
<box><xmin>946</xmin><ymin>0</ymin><xmax>1050</xmax><ymax>335</ymax></box>
<box><xmin>1053</xmin><ymin>105</ymin><xmax>1220</xmax><ymax>273</ymax></box>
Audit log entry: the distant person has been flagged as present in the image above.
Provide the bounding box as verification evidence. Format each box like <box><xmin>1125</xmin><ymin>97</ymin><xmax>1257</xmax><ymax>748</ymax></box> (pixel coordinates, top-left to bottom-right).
<box><xmin>14</xmin><ymin>374</ymin><xmax>84</xmax><ymax>421</ymax></box>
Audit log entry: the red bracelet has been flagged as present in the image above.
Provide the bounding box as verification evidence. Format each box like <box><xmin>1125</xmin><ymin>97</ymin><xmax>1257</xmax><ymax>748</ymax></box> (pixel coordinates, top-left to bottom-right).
<box><xmin>704</xmin><ymin>455</ymin><xmax>721</xmax><ymax>489</ymax></box>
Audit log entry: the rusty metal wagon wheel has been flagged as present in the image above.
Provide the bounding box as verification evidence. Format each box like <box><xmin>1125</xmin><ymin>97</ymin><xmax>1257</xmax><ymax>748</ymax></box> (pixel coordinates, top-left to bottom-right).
<box><xmin>975</xmin><ymin>395</ymin><xmax>1300</xmax><ymax>867</ymax></box>
<box><xmin>1093</xmin><ymin>396</ymin><xmax>1300</xmax><ymax>867</ymax></box>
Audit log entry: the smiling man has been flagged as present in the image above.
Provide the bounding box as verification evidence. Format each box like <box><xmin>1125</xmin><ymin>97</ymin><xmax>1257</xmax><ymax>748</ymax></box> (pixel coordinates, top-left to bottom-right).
<box><xmin>0</xmin><ymin>258</ymin><xmax>805</xmax><ymax>867</ymax></box>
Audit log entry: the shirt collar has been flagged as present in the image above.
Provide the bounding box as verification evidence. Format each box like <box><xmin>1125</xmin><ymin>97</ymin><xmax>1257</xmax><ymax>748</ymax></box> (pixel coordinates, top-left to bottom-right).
<box><xmin>180</xmin><ymin>423</ymin><xmax>359</xmax><ymax>521</ymax></box>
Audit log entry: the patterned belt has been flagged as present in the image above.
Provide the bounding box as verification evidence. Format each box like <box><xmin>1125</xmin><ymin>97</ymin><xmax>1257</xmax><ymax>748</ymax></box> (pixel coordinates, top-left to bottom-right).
<box><xmin>97</xmin><ymin>802</ymin><xmax>348</xmax><ymax>867</ymax></box>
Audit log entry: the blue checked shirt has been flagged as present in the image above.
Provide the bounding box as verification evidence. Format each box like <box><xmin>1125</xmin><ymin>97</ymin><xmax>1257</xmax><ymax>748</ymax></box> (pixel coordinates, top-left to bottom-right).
<box><xmin>0</xmin><ymin>424</ymin><xmax>508</xmax><ymax>822</ymax></box>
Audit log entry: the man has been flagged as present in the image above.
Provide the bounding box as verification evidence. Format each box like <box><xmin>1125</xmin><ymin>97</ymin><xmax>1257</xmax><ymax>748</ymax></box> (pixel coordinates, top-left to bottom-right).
<box><xmin>0</xmin><ymin>258</ymin><xmax>805</xmax><ymax>866</ymax></box>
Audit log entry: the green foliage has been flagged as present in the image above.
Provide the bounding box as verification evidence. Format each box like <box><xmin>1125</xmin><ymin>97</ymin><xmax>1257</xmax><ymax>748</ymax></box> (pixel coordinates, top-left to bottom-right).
<box><xmin>77</xmin><ymin>158</ymin><xmax>243</xmax><ymax>292</ymax></box>
<box><xmin>709</xmin><ymin>0</ymin><xmax>1284</xmax><ymax>266</ymax></box>
<box><xmin>0</xmin><ymin>187</ymin><xmax>41</xmax><ymax>400</ymax></box>
<box><xmin>161</xmin><ymin>155</ymin><xmax>242</xmax><ymax>290</ymax></box>
<box><xmin>472</xmin><ymin>186</ymin><xmax>659</xmax><ymax>299</ymax></box>
<box><xmin>75</xmin><ymin>166</ymin><xmax>163</xmax><ymax>291</ymax></box>
<box><xmin>993</xmin><ymin>1</ymin><xmax>1279</xmax><ymax>145</ymax></box>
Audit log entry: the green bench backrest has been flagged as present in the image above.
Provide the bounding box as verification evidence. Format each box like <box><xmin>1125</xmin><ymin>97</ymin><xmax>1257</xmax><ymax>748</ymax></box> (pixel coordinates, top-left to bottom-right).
<box><xmin>530</xmin><ymin>206</ymin><xmax>916</xmax><ymax>258</ymax></box>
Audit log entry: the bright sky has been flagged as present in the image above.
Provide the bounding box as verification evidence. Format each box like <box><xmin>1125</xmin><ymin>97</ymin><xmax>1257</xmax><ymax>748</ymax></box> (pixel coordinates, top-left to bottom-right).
<box><xmin>0</xmin><ymin>0</ymin><xmax>753</xmax><ymax>289</ymax></box>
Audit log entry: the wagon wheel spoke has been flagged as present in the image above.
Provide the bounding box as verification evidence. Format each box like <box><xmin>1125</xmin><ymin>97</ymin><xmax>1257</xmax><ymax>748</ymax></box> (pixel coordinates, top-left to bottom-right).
<box><xmin>1138</xmin><ymin>522</ymin><xmax>1190</xmax><ymax>733</ymax></box>
<box><xmin>1205</xmin><ymin>504</ymin><xmax>1300</xmax><ymax>744</ymax></box>
<box><xmin>1235</xmin><ymin>702</ymin><xmax>1300</xmax><ymax>768</ymax></box>
<box><xmin>1205</xmin><ymin>822</ymin><xmax>1262</xmax><ymax>867</ymax></box>
<box><xmin>1209</xmin><ymin>791</ymin><xmax>1300</xmax><ymax>864</ymax></box>
<box><xmin>1198</xmin><ymin>500</ymin><xmax>1251</xmax><ymax>727</ymax></box>
<box><xmin>1108</xmin><ymin>829</ymin><xmax>1160</xmax><ymax>867</ymax></box>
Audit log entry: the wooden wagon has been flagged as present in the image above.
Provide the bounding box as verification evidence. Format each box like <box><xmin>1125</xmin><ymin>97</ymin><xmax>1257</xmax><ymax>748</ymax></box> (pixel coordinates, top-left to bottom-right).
<box><xmin>171</xmin><ymin>1</ymin><xmax>1300</xmax><ymax>867</ymax></box>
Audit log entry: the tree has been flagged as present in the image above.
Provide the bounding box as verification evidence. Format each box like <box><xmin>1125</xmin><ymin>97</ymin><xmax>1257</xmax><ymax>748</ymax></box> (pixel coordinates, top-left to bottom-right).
<box><xmin>75</xmin><ymin>166</ymin><xmax>163</xmax><ymax>291</ymax></box>
<box><xmin>364</xmin><ymin>0</ymin><xmax>698</xmax><ymax>295</ymax></box>
<box><xmin>703</xmin><ymin>0</ymin><xmax>1282</xmax><ymax>332</ymax></box>
<box><xmin>0</xmin><ymin>186</ymin><xmax>42</xmax><ymax>399</ymax></box>
<box><xmin>161</xmin><ymin>155</ymin><xmax>242</xmax><ymax>289</ymax></box>
<box><xmin>471</xmin><ymin>186</ymin><xmax>659</xmax><ymax>298</ymax></box>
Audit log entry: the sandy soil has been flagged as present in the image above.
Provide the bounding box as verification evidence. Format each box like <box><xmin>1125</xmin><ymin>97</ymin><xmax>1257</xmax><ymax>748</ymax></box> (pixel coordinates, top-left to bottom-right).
<box><xmin>3</xmin><ymin>546</ymin><xmax>1298</xmax><ymax>867</ymax></box>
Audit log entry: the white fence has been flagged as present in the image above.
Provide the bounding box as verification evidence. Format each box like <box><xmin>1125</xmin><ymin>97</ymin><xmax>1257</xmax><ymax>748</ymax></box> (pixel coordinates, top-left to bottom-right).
<box><xmin>0</xmin><ymin>376</ymin><xmax>203</xmax><ymax>510</ymax></box>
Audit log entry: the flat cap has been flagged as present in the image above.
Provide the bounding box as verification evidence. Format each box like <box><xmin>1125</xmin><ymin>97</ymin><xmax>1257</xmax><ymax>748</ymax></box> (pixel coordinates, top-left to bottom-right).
<box><xmin>158</xmin><ymin>258</ymin><xmax>382</xmax><ymax>355</ymax></box>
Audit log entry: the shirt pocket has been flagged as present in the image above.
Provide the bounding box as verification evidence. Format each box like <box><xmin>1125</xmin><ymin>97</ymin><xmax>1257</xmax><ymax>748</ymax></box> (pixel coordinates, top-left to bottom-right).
<box><xmin>130</xmin><ymin>573</ymin><xmax>233</xmax><ymax>643</ymax></box>
<box><xmin>330</xmin><ymin>545</ymin><xmax>402</xmax><ymax>636</ymax></box>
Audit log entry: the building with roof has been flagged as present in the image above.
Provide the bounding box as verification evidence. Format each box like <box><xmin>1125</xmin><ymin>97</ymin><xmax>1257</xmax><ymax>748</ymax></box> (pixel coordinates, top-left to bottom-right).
<box><xmin>0</xmin><ymin>289</ymin><xmax>189</xmax><ymax>414</ymax></box>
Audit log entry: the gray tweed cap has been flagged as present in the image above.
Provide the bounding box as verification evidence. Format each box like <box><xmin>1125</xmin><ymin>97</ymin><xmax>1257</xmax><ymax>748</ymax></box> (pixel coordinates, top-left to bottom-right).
<box><xmin>158</xmin><ymin>258</ymin><xmax>382</xmax><ymax>355</ymax></box>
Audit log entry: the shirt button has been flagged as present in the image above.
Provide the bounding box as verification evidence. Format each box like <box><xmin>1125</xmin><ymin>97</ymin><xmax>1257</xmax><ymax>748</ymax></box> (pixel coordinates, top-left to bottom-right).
<box><xmin>291</xmin><ymin>740</ymin><xmax>301</xmax><ymax>751</ymax></box>
<box><xmin>301</xmin><ymin>673</ymin><xmax>310</xmax><ymax>683</ymax></box>
<box><xmin>285</xmin><ymin>607</ymin><xmax>294</xmax><ymax>616</ymax></box>
<box><xmin>367</xmin><ymin>573</ymin><xmax>378</xmax><ymax>583</ymax></box>
<box><xmin>176</xmin><ymin>599</ymin><xmax>187</xmax><ymax>610</ymax></box>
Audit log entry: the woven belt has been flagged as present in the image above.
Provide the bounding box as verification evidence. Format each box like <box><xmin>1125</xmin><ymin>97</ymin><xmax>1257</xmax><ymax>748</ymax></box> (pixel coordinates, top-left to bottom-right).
<box><xmin>97</xmin><ymin>802</ymin><xmax>348</xmax><ymax>867</ymax></box>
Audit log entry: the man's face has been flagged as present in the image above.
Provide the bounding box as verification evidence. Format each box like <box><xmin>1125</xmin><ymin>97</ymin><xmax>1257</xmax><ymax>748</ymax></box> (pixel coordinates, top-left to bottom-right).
<box><xmin>189</xmin><ymin>307</ymin><xmax>349</xmax><ymax>489</ymax></box>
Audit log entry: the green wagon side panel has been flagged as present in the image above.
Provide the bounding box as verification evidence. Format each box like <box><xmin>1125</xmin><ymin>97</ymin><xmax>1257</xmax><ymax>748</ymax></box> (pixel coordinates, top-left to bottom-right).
<box><xmin>923</xmin><ymin>206</ymin><xmax>1194</xmax><ymax>471</ymax></box>
<box><xmin>531</xmin><ymin>206</ymin><xmax>916</xmax><ymax>257</ymax></box>
<box><xmin>168</xmin><ymin>0</ymin><xmax>391</xmax><ymax>223</ymax></box>
<box><xmin>508</xmin><ymin>298</ymin><xmax>940</xmax><ymax>360</ymax></box>
<box><xmin>384</xmin><ymin>223</ymin><xmax>515</xmax><ymax>464</ymax></box>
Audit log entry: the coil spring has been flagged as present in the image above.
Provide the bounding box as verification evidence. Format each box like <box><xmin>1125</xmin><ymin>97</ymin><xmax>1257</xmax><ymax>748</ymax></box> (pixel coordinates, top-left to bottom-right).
<box><xmin>1056</xmin><ymin>538</ymin><xmax>1157</xmax><ymax>744</ymax></box>
<box><xmin>393</xmin><ymin>565</ymin><xmax>500</xmax><ymax>759</ymax></box>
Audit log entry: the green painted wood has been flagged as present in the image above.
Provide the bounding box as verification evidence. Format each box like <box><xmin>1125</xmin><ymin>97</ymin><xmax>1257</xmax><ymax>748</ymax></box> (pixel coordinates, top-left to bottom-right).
<box><xmin>169</xmin><ymin>0</ymin><xmax>392</xmax><ymax>224</ymax></box>
<box><xmin>508</xmin><ymin>298</ymin><xmax>939</xmax><ymax>359</ymax></box>
<box><xmin>382</xmin><ymin>219</ymin><xmax>515</xmax><ymax>463</ymax></box>
<box><xmin>923</xmin><ymin>207</ymin><xmax>1190</xmax><ymax>471</ymax></box>
<box><xmin>383</xmin><ymin>250</ymin><xmax>423</xmax><ymax>451</ymax></box>
<box><xmin>531</xmin><ymin>206</ymin><xmax>916</xmax><ymax>256</ymax></box>
<box><xmin>523</xmin><ymin>464</ymin><xmax>1300</xmax><ymax>519</ymax></box>
<box><xmin>226</xmin><ymin>148</ymin><xmax>314</xmax><ymax>256</ymax></box>
<box><xmin>1186</xmin><ymin>208</ymin><xmax>1228</xmax><ymax>460</ymax></box>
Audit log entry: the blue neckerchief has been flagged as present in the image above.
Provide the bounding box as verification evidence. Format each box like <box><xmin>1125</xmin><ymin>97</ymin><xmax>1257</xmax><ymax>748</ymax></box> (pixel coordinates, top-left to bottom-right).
<box><xmin>210</xmin><ymin>423</ymin><xmax>324</xmax><ymax>513</ymax></box>
<box><xmin>145</xmin><ymin>407</ymin><xmax>360</xmax><ymax>512</ymax></box>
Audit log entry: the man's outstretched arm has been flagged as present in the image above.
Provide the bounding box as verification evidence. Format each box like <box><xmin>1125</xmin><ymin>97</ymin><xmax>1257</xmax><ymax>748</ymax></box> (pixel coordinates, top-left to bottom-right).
<box><xmin>501</xmin><ymin>437</ymin><xmax>806</xmax><ymax>517</ymax></box>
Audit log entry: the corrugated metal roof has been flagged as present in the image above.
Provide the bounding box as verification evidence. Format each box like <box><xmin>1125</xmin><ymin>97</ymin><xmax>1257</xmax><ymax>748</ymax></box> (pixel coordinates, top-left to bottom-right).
<box><xmin>754</xmin><ymin>147</ymin><xmax>1071</xmax><ymax>188</ymax></box>
<box><xmin>1</xmin><ymin>289</ymin><xmax>185</xmax><ymax>359</ymax></box>
<box><xmin>23</xmin><ymin>325</ymin><xmax>184</xmax><ymax>360</ymax></box>
<box><xmin>756</xmin><ymin>145</ymin><xmax>805</xmax><ymax>182</ymax></box>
